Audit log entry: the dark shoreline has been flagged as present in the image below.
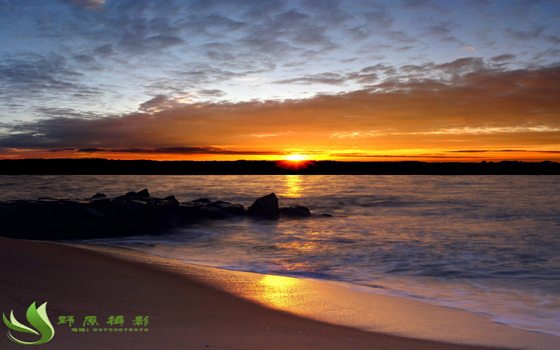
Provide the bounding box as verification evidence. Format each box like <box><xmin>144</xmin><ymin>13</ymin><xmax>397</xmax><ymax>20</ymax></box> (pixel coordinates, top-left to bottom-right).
<box><xmin>2</xmin><ymin>158</ymin><xmax>560</xmax><ymax>175</ymax></box>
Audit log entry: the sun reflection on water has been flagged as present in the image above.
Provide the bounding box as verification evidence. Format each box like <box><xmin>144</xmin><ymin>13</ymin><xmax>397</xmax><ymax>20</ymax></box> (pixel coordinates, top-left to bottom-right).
<box><xmin>283</xmin><ymin>175</ymin><xmax>302</xmax><ymax>198</ymax></box>
<box><xmin>255</xmin><ymin>275</ymin><xmax>303</xmax><ymax>309</ymax></box>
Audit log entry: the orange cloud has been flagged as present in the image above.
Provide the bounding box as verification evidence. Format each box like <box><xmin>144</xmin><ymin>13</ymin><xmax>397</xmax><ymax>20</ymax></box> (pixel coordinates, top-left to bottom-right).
<box><xmin>1</xmin><ymin>62</ymin><xmax>559</xmax><ymax>161</ymax></box>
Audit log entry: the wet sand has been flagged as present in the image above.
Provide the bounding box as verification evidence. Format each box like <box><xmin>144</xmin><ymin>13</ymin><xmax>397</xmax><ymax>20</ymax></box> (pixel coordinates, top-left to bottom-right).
<box><xmin>0</xmin><ymin>237</ymin><xmax>551</xmax><ymax>350</ymax></box>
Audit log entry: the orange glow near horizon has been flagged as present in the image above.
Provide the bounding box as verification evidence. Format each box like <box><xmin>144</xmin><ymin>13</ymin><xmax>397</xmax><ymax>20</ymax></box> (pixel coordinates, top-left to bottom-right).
<box><xmin>2</xmin><ymin>148</ymin><xmax>560</xmax><ymax>163</ymax></box>
<box><xmin>1</xmin><ymin>64</ymin><xmax>559</xmax><ymax>164</ymax></box>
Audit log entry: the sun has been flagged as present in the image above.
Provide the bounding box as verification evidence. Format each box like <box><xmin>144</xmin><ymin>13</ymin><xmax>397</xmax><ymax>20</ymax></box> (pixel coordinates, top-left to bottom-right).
<box><xmin>286</xmin><ymin>154</ymin><xmax>306</xmax><ymax>161</ymax></box>
<box><xmin>276</xmin><ymin>154</ymin><xmax>314</xmax><ymax>170</ymax></box>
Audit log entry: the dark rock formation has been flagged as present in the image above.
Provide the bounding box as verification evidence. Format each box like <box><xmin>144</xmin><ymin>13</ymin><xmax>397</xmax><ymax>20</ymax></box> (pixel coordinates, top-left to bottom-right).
<box><xmin>0</xmin><ymin>190</ymin><xmax>316</xmax><ymax>241</ymax></box>
<box><xmin>136</xmin><ymin>189</ymin><xmax>150</xmax><ymax>198</ymax></box>
<box><xmin>279</xmin><ymin>206</ymin><xmax>311</xmax><ymax>217</ymax></box>
<box><xmin>211</xmin><ymin>201</ymin><xmax>245</xmax><ymax>216</ymax></box>
<box><xmin>163</xmin><ymin>195</ymin><xmax>178</xmax><ymax>203</ymax></box>
<box><xmin>116</xmin><ymin>188</ymin><xmax>150</xmax><ymax>200</ymax></box>
<box><xmin>192</xmin><ymin>198</ymin><xmax>211</xmax><ymax>204</ymax></box>
<box><xmin>247</xmin><ymin>193</ymin><xmax>279</xmax><ymax>219</ymax></box>
<box><xmin>0</xmin><ymin>190</ymin><xmax>250</xmax><ymax>240</ymax></box>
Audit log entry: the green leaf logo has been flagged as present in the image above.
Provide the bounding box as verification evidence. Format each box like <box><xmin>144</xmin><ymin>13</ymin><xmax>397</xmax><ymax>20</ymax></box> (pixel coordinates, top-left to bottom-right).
<box><xmin>3</xmin><ymin>302</ymin><xmax>55</xmax><ymax>345</ymax></box>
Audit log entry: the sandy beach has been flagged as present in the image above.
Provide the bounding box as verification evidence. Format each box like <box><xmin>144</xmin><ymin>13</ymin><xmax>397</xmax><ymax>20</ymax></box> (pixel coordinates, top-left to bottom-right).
<box><xmin>0</xmin><ymin>236</ymin><xmax>555</xmax><ymax>350</ymax></box>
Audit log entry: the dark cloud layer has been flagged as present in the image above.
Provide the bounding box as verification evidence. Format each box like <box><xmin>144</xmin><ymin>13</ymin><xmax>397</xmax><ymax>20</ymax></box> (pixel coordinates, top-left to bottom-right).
<box><xmin>52</xmin><ymin>146</ymin><xmax>281</xmax><ymax>155</ymax></box>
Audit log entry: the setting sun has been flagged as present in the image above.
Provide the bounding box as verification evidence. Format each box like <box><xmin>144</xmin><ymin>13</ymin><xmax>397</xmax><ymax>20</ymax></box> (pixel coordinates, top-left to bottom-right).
<box><xmin>286</xmin><ymin>154</ymin><xmax>306</xmax><ymax>161</ymax></box>
<box><xmin>276</xmin><ymin>155</ymin><xmax>314</xmax><ymax>170</ymax></box>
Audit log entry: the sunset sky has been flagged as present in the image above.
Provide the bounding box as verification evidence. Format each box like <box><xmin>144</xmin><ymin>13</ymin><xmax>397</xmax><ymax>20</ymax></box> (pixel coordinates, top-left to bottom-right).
<box><xmin>1</xmin><ymin>0</ymin><xmax>559</xmax><ymax>161</ymax></box>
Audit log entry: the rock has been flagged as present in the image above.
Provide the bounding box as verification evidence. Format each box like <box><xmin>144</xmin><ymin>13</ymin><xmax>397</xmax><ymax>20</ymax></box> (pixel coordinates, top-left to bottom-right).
<box><xmin>116</xmin><ymin>189</ymin><xmax>150</xmax><ymax>200</ymax></box>
<box><xmin>319</xmin><ymin>213</ymin><xmax>333</xmax><ymax>217</ymax></box>
<box><xmin>279</xmin><ymin>206</ymin><xmax>311</xmax><ymax>217</ymax></box>
<box><xmin>136</xmin><ymin>189</ymin><xmax>150</xmax><ymax>198</ymax></box>
<box><xmin>192</xmin><ymin>198</ymin><xmax>211</xmax><ymax>204</ymax></box>
<box><xmin>248</xmin><ymin>193</ymin><xmax>279</xmax><ymax>219</ymax></box>
<box><xmin>163</xmin><ymin>195</ymin><xmax>178</xmax><ymax>203</ymax></box>
<box><xmin>198</xmin><ymin>206</ymin><xmax>230</xmax><ymax>219</ymax></box>
<box><xmin>211</xmin><ymin>201</ymin><xmax>245</xmax><ymax>216</ymax></box>
<box><xmin>0</xmin><ymin>190</ymin><xmax>309</xmax><ymax>240</ymax></box>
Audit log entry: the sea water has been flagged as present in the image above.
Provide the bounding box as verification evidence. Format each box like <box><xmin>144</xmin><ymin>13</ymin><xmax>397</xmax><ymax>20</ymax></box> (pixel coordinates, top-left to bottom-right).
<box><xmin>1</xmin><ymin>175</ymin><xmax>559</xmax><ymax>337</ymax></box>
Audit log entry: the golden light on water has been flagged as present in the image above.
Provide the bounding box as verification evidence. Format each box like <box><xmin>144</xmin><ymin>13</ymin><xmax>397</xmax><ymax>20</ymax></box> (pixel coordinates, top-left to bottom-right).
<box><xmin>283</xmin><ymin>175</ymin><xmax>302</xmax><ymax>198</ymax></box>
<box><xmin>255</xmin><ymin>275</ymin><xmax>302</xmax><ymax>309</ymax></box>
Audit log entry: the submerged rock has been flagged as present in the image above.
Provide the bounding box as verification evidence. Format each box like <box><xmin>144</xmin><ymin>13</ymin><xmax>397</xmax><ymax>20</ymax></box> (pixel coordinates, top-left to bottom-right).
<box><xmin>247</xmin><ymin>193</ymin><xmax>279</xmax><ymax>219</ymax></box>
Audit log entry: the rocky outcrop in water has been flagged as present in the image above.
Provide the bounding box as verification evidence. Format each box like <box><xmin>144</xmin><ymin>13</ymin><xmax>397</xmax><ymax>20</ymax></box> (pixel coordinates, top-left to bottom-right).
<box><xmin>247</xmin><ymin>193</ymin><xmax>280</xmax><ymax>219</ymax></box>
<box><xmin>0</xmin><ymin>190</ymin><xmax>313</xmax><ymax>240</ymax></box>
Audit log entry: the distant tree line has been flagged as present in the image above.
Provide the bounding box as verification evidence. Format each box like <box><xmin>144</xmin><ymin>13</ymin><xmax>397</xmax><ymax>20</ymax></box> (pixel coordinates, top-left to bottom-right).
<box><xmin>1</xmin><ymin>158</ymin><xmax>559</xmax><ymax>175</ymax></box>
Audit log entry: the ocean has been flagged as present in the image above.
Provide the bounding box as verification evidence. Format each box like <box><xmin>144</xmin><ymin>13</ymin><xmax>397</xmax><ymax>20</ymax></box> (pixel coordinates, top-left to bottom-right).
<box><xmin>1</xmin><ymin>175</ymin><xmax>559</xmax><ymax>338</ymax></box>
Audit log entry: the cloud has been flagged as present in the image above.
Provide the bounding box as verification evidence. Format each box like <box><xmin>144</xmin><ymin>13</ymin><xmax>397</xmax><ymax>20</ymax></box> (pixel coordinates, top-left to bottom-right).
<box><xmin>532</xmin><ymin>48</ymin><xmax>560</xmax><ymax>60</ymax></box>
<box><xmin>138</xmin><ymin>90</ymin><xmax>226</xmax><ymax>112</ymax></box>
<box><xmin>143</xmin><ymin>66</ymin><xmax>255</xmax><ymax>97</ymax></box>
<box><xmin>1</xmin><ymin>60</ymin><xmax>559</xmax><ymax>157</ymax></box>
<box><xmin>329</xmin><ymin>152</ymin><xmax>482</xmax><ymax>159</ymax></box>
<box><xmin>397</xmin><ymin>0</ymin><xmax>452</xmax><ymax>15</ymax></box>
<box><xmin>3</xmin><ymin>0</ymin><xmax>559</xmax><ymax>123</ymax></box>
<box><xmin>385</xmin><ymin>31</ymin><xmax>418</xmax><ymax>44</ymax></box>
<box><xmin>424</xmin><ymin>21</ymin><xmax>461</xmax><ymax>37</ymax></box>
<box><xmin>0</xmin><ymin>54</ymin><xmax>100</xmax><ymax>106</ymax></box>
<box><xmin>118</xmin><ymin>34</ymin><xmax>185</xmax><ymax>55</ymax></box>
<box><xmin>275</xmin><ymin>72</ymin><xmax>346</xmax><ymax>85</ymax></box>
<box><xmin>450</xmin><ymin>150</ymin><xmax>560</xmax><ymax>153</ymax></box>
<box><xmin>274</xmin><ymin>67</ymin><xmax>379</xmax><ymax>85</ymax></box>
<box><xmin>49</xmin><ymin>148</ymin><xmax>80</xmax><ymax>152</ymax></box>
<box><xmin>505</xmin><ymin>26</ymin><xmax>545</xmax><ymax>40</ymax></box>
<box><xmin>65</xmin><ymin>0</ymin><xmax>105</xmax><ymax>11</ymax></box>
<box><xmin>301</xmin><ymin>0</ymin><xmax>352</xmax><ymax>25</ymax></box>
<box><xmin>139</xmin><ymin>95</ymin><xmax>170</xmax><ymax>112</ymax></box>
<box><xmin>361</xmin><ymin>3</ymin><xmax>395</xmax><ymax>30</ymax></box>
<box><xmin>197</xmin><ymin>89</ymin><xmax>226</xmax><ymax>97</ymax></box>
<box><xmin>237</xmin><ymin>8</ymin><xmax>337</xmax><ymax>53</ymax></box>
<box><xmin>546</xmin><ymin>35</ymin><xmax>560</xmax><ymax>45</ymax></box>
<box><xmin>67</xmin><ymin>146</ymin><xmax>282</xmax><ymax>155</ymax></box>
<box><xmin>489</xmin><ymin>54</ymin><xmax>516</xmax><ymax>62</ymax></box>
<box><xmin>2</xmin><ymin>0</ymin><xmax>560</xmax><ymax>160</ymax></box>
<box><xmin>435</xmin><ymin>57</ymin><xmax>485</xmax><ymax>74</ymax></box>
